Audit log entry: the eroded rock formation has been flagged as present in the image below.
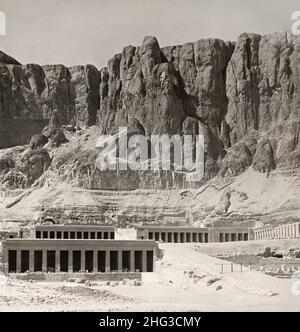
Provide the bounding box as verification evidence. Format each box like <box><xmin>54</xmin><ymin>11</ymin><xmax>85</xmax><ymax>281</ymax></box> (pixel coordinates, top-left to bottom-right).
<box><xmin>0</xmin><ymin>32</ymin><xmax>299</xmax><ymax>190</ymax></box>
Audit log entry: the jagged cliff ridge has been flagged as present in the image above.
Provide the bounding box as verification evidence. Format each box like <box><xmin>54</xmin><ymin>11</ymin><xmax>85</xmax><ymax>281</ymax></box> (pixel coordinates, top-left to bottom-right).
<box><xmin>0</xmin><ymin>33</ymin><xmax>300</xmax><ymax>192</ymax></box>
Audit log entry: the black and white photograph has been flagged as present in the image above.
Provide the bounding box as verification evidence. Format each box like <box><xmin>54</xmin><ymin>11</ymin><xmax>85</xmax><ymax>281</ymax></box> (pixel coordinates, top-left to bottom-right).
<box><xmin>0</xmin><ymin>0</ymin><xmax>300</xmax><ymax>317</ymax></box>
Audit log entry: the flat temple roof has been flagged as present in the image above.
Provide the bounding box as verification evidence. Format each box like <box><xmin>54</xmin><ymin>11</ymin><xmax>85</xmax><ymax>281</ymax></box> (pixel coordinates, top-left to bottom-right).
<box><xmin>136</xmin><ymin>226</ymin><xmax>251</xmax><ymax>231</ymax></box>
<box><xmin>2</xmin><ymin>239</ymin><xmax>157</xmax><ymax>249</ymax></box>
<box><xmin>35</xmin><ymin>225</ymin><xmax>115</xmax><ymax>230</ymax></box>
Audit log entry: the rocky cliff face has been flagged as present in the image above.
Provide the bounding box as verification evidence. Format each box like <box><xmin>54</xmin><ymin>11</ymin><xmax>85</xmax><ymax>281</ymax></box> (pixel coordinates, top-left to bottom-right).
<box><xmin>0</xmin><ymin>33</ymin><xmax>299</xmax><ymax>192</ymax></box>
<box><xmin>0</xmin><ymin>62</ymin><xmax>100</xmax><ymax>148</ymax></box>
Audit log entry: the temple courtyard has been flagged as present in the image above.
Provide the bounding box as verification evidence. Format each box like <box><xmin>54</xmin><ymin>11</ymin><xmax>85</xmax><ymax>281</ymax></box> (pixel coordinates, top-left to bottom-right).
<box><xmin>0</xmin><ymin>241</ymin><xmax>300</xmax><ymax>312</ymax></box>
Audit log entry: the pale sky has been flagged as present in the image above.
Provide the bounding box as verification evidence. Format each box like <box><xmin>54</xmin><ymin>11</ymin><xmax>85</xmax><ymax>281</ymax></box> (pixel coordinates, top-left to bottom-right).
<box><xmin>0</xmin><ymin>0</ymin><xmax>299</xmax><ymax>68</ymax></box>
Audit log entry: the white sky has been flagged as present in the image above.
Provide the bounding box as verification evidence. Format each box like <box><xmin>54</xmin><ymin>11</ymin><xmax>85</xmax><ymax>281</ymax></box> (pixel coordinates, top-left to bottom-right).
<box><xmin>0</xmin><ymin>0</ymin><xmax>299</xmax><ymax>68</ymax></box>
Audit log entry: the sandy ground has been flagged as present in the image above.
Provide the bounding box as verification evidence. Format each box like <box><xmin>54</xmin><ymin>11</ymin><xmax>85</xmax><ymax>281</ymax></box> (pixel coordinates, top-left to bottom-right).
<box><xmin>1</xmin><ymin>243</ymin><xmax>300</xmax><ymax>312</ymax></box>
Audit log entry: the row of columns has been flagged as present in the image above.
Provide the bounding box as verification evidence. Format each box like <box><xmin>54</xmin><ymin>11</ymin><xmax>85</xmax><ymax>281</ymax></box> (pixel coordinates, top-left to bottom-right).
<box><xmin>36</xmin><ymin>230</ymin><xmax>115</xmax><ymax>240</ymax></box>
<box><xmin>219</xmin><ymin>233</ymin><xmax>248</xmax><ymax>242</ymax></box>
<box><xmin>254</xmin><ymin>223</ymin><xmax>300</xmax><ymax>240</ymax></box>
<box><xmin>150</xmin><ymin>231</ymin><xmax>209</xmax><ymax>243</ymax></box>
<box><xmin>149</xmin><ymin>231</ymin><xmax>249</xmax><ymax>243</ymax></box>
<box><xmin>10</xmin><ymin>249</ymin><xmax>151</xmax><ymax>273</ymax></box>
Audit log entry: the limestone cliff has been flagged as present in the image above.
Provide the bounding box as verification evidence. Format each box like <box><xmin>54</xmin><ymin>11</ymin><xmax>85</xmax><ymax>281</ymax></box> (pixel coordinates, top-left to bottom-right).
<box><xmin>0</xmin><ymin>33</ymin><xmax>300</xmax><ymax>193</ymax></box>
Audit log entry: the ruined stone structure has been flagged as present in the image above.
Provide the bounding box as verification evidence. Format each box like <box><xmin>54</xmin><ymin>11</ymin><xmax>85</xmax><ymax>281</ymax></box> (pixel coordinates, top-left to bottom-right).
<box><xmin>254</xmin><ymin>222</ymin><xmax>300</xmax><ymax>240</ymax></box>
<box><xmin>0</xmin><ymin>231</ymin><xmax>18</xmax><ymax>240</ymax></box>
<box><xmin>136</xmin><ymin>226</ymin><xmax>253</xmax><ymax>243</ymax></box>
<box><xmin>2</xmin><ymin>225</ymin><xmax>157</xmax><ymax>274</ymax></box>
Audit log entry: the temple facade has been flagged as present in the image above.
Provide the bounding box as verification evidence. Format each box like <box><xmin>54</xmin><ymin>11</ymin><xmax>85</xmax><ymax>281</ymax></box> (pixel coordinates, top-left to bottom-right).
<box><xmin>136</xmin><ymin>226</ymin><xmax>253</xmax><ymax>243</ymax></box>
<box><xmin>34</xmin><ymin>225</ymin><xmax>116</xmax><ymax>240</ymax></box>
<box><xmin>254</xmin><ymin>222</ymin><xmax>300</xmax><ymax>240</ymax></box>
<box><xmin>2</xmin><ymin>225</ymin><xmax>157</xmax><ymax>274</ymax></box>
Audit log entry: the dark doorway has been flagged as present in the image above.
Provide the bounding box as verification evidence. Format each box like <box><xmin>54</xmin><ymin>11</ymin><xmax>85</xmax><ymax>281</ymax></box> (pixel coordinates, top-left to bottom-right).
<box><xmin>73</xmin><ymin>251</ymin><xmax>81</xmax><ymax>272</ymax></box>
<box><xmin>110</xmin><ymin>251</ymin><xmax>118</xmax><ymax>271</ymax></box>
<box><xmin>90</xmin><ymin>232</ymin><xmax>95</xmax><ymax>239</ymax></box>
<box><xmin>50</xmin><ymin>231</ymin><xmax>55</xmax><ymax>239</ymax></box>
<box><xmin>84</xmin><ymin>232</ymin><xmax>89</xmax><ymax>239</ymax></box>
<box><xmin>97</xmin><ymin>232</ymin><xmax>102</xmax><ymax>239</ymax></box>
<box><xmin>77</xmin><ymin>232</ymin><xmax>82</xmax><ymax>239</ymax></box>
<box><xmin>104</xmin><ymin>232</ymin><xmax>108</xmax><ymax>239</ymax></box>
<box><xmin>204</xmin><ymin>233</ymin><xmax>208</xmax><ymax>243</ymax></box>
<box><xmin>186</xmin><ymin>233</ymin><xmax>191</xmax><ymax>242</ymax></box>
<box><xmin>244</xmin><ymin>233</ymin><xmax>248</xmax><ymax>241</ymax></box>
<box><xmin>63</xmin><ymin>232</ymin><xmax>69</xmax><ymax>239</ymax></box>
<box><xmin>110</xmin><ymin>232</ymin><xmax>115</xmax><ymax>239</ymax></box>
<box><xmin>98</xmin><ymin>251</ymin><xmax>106</xmax><ymax>272</ymax></box>
<box><xmin>60</xmin><ymin>251</ymin><xmax>68</xmax><ymax>272</ymax></box>
<box><xmin>231</xmin><ymin>233</ymin><xmax>236</xmax><ymax>242</ymax></box>
<box><xmin>85</xmin><ymin>251</ymin><xmax>93</xmax><ymax>272</ymax></box>
<box><xmin>34</xmin><ymin>251</ymin><xmax>42</xmax><ymax>272</ymax></box>
<box><xmin>8</xmin><ymin>250</ymin><xmax>17</xmax><ymax>272</ymax></box>
<box><xmin>57</xmin><ymin>231</ymin><xmax>62</xmax><ymax>239</ymax></box>
<box><xmin>122</xmin><ymin>251</ymin><xmax>130</xmax><ymax>272</ymax></box>
<box><xmin>225</xmin><ymin>233</ymin><xmax>229</xmax><ymax>242</ymax></box>
<box><xmin>134</xmin><ymin>251</ymin><xmax>142</xmax><ymax>272</ymax></box>
<box><xmin>180</xmin><ymin>233</ymin><xmax>184</xmax><ymax>243</ymax></box>
<box><xmin>238</xmin><ymin>233</ymin><xmax>242</xmax><ymax>241</ymax></box>
<box><xmin>192</xmin><ymin>233</ymin><xmax>197</xmax><ymax>242</ymax></box>
<box><xmin>154</xmin><ymin>232</ymin><xmax>159</xmax><ymax>241</ymax></box>
<box><xmin>146</xmin><ymin>251</ymin><xmax>153</xmax><ymax>272</ymax></box>
<box><xmin>149</xmin><ymin>232</ymin><xmax>153</xmax><ymax>240</ymax></box>
<box><xmin>219</xmin><ymin>233</ymin><xmax>224</xmax><ymax>242</ymax></box>
<box><xmin>174</xmin><ymin>233</ymin><xmax>178</xmax><ymax>243</ymax></box>
<box><xmin>36</xmin><ymin>231</ymin><xmax>41</xmax><ymax>239</ymax></box>
<box><xmin>43</xmin><ymin>231</ymin><xmax>48</xmax><ymax>239</ymax></box>
<box><xmin>47</xmin><ymin>251</ymin><xmax>55</xmax><ymax>272</ymax></box>
<box><xmin>167</xmin><ymin>232</ymin><xmax>172</xmax><ymax>242</ymax></box>
<box><xmin>198</xmin><ymin>233</ymin><xmax>203</xmax><ymax>243</ymax></box>
<box><xmin>70</xmin><ymin>232</ymin><xmax>75</xmax><ymax>239</ymax></box>
<box><xmin>21</xmin><ymin>250</ymin><xmax>29</xmax><ymax>273</ymax></box>
<box><xmin>161</xmin><ymin>233</ymin><xmax>166</xmax><ymax>242</ymax></box>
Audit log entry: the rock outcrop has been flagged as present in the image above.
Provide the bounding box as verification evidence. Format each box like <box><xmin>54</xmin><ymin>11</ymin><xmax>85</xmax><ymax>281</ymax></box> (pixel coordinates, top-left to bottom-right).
<box><xmin>0</xmin><ymin>63</ymin><xmax>100</xmax><ymax>148</ymax></box>
<box><xmin>0</xmin><ymin>32</ymin><xmax>300</xmax><ymax>190</ymax></box>
<box><xmin>226</xmin><ymin>33</ymin><xmax>300</xmax><ymax>171</ymax></box>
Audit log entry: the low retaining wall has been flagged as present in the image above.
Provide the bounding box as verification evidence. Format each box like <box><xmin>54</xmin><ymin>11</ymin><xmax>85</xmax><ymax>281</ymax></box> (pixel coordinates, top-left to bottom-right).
<box><xmin>9</xmin><ymin>272</ymin><xmax>142</xmax><ymax>282</ymax></box>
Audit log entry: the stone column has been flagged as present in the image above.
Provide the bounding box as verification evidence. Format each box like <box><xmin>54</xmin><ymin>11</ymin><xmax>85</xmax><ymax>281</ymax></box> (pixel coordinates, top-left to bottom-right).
<box><xmin>42</xmin><ymin>250</ymin><xmax>47</xmax><ymax>272</ymax></box>
<box><xmin>292</xmin><ymin>225</ymin><xmax>296</xmax><ymax>238</ymax></box>
<box><xmin>16</xmin><ymin>250</ymin><xmax>21</xmax><ymax>273</ymax></box>
<box><xmin>130</xmin><ymin>250</ymin><xmax>135</xmax><ymax>272</ymax></box>
<box><xmin>183</xmin><ymin>233</ymin><xmax>186</xmax><ymax>243</ymax></box>
<box><xmin>105</xmin><ymin>251</ymin><xmax>110</xmax><ymax>272</ymax></box>
<box><xmin>29</xmin><ymin>250</ymin><xmax>34</xmax><ymax>273</ymax></box>
<box><xmin>279</xmin><ymin>227</ymin><xmax>282</xmax><ymax>239</ymax></box>
<box><xmin>81</xmin><ymin>250</ymin><xmax>85</xmax><ymax>272</ymax></box>
<box><xmin>55</xmin><ymin>250</ymin><xmax>60</xmax><ymax>272</ymax></box>
<box><xmin>93</xmin><ymin>250</ymin><xmax>98</xmax><ymax>273</ymax></box>
<box><xmin>68</xmin><ymin>251</ymin><xmax>73</xmax><ymax>273</ymax></box>
<box><xmin>118</xmin><ymin>250</ymin><xmax>122</xmax><ymax>272</ymax></box>
<box><xmin>284</xmin><ymin>226</ymin><xmax>286</xmax><ymax>238</ymax></box>
<box><xmin>170</xmin><ymin>232</ymin><xmax>174</xmax><ymax>243</ymax></box>
<box><xmin>142</xmin><ymin>251</ymin><xmax>147</xmax><ymax>272</ymax></box>
<box><xmin>158</xmin><ymin>232</ymin><xmax>162</xmax><ymax>242</ymax></box>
